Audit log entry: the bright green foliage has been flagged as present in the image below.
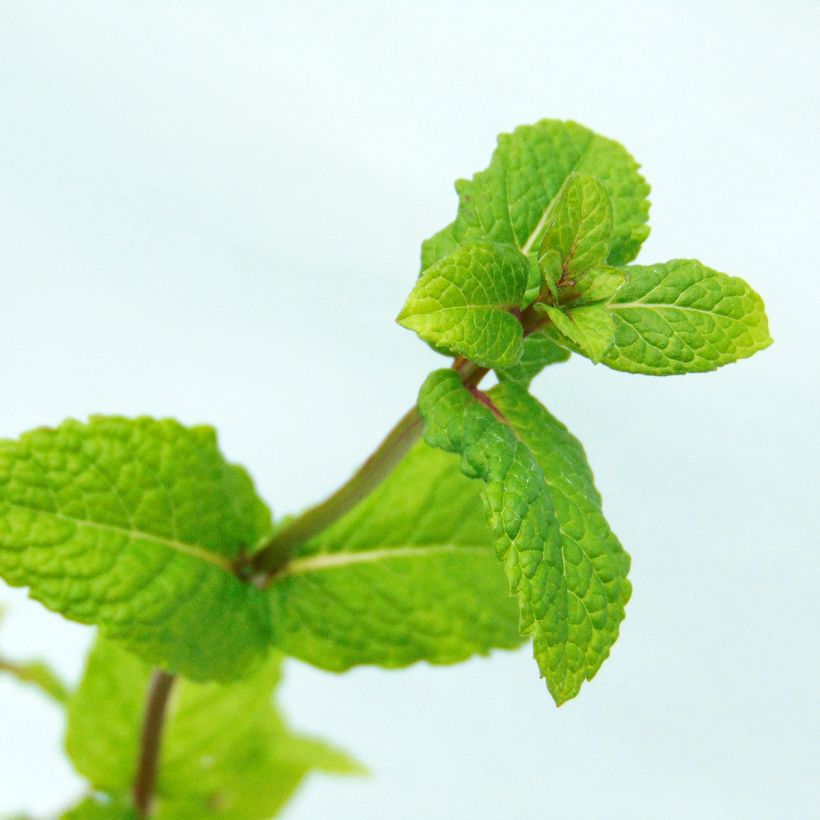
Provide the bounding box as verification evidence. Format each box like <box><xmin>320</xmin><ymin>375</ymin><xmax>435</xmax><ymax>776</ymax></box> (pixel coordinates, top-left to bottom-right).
<box><xmin>538</xmin><ymin>303</ymin><xmax>616</xmax><ymax>364</ymax></box>
<box><xmin>0</xmin><ymin>417</ymin><xmax>273</xmax><ymax>681</ymax></box>
<box><xmin>268</xmin><ymin>439</ymin><xmax>523</xmax><ymax>671</ymax></box>
<box><xmin>65</xmin><ymin>639</ymin><xmax>360</xmax><ymax>819</ymax></box>
<box><xmin>0</xmin><ymin>656</ymin><xmax>69</xmax><ymax>703</ymax></box>
<box><xmin>572</xmin><ymin>267</ymin><xmax>626</xmax><ymax>304</ymax></box>
<box><xmin>398</xmin><ymin>241</ymin><xmax>531</xmax><ymax>368</ymax></box>
<box><xmin>418</xmin><ymin>370</ymin><xmax>630</xmax><ymax>705</ymax></box>
<box><xmin>0</xmin><ymin>609</ymin><xmax>70</xmax><ymax>702</ymax></box>
<box><xmin>601</xmin><ymin>259</ymin><xmax>772</xmax><ymax>374</ymax></box>
<box><xmin>420</xmin><ymin>119</ymin><xmax>650</xmax><ymax>271</ymax></box>
<box><xmin>538</xmin><ymin>174</ymin><xmax>614</xmax><ymax>288</ymax></box>
<box><xmin>0</xmin><ymin>117</ymin><xmax>775</xmax><ymax>819</ymax></box>
<box><xmin>496</xmin><ymin>330</ymin><xmax>570</xmax><ymax>387</ymax></box>
<box><xmin>61</xmin><ymin>796</ymin><xmax>136</xmax><ymax>819</ymax></box>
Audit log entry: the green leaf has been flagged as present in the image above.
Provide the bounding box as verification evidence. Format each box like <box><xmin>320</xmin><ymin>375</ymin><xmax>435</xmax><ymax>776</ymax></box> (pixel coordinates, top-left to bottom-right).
<box><xmin>268</xmin><ymin>439</ymin><xmax>523</xmax><ymax>671</ymax></box>
<box><xmin>495</xmin><ymin>330</ymin><xmax>570</xmax><ymax>387</ymax></box>
<box><xmin>0</xmin><ymin>417</ymin><xmax>274</xmax><ymax>681</ymax></box>
<box><xmin>418</xmin><ymin>370</ymin><xmax>631</xmax><ymax>706</ymax></box>
<box><xmin>60</xmin><ymin>796</ymin><xmax>136</xmax><ymax>820</ymax></box>
<box><xmin>0</xmin><ymin>657</ymin><xmax>69</xmax><ymax>703</ymax></box>
<box><xmin>572</xmin><ymin>267</ymin><xmax>627</xmax><ymax>303</ymax></box>
<box><xmin>538</xmin><ymin>173</ymin><xmax>614</xmax><ymax>286</ymax></box>
<box><xmin>420</xmin><ymin>222</ymin><xmax>459</xmax><ymax>272</ymax></box>
<box><xmin>0</xmin><ymin>607</ymin><xmax>70</xmax><ymax>703</ymax></box>
<box><xmin>537</xmin><ymin>250</ymin><xmax>562</xmax><ymax>300</ymax></box>
<box><xmin>398</xmin><ymin>241</ymin><xmax>530</xmax><ymax>368</ymax></box>
<box><xmin>65</xmin><ymin>639</ymin><xmax>361</xmax><ymax>819</ymax></box>
<box><xmin>538</xmin><ymin>303</ymin><xmax>616</xmax><ymax>364</ymax></box>
<box><xmin>602</xmin><ymin>259</ymin><xmax>772</xmax><ymax>374</ymax></box>
<box><xmin>421</xmin><ymin>119</ymin><xmax>650</xmax><ymax>271</ymax></box>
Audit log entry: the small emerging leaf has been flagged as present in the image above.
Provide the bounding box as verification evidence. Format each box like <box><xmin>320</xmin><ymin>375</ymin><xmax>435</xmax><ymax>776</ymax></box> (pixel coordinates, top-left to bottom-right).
<box><xmin>539</xmin><ymin>173</ymin><xmax>614</xmax><ymax>286</ymax></box>
<box><xmin>572</xmin><ymin>267</ymin><xmax>627</xmax><ymax>303</ymax></box>
<box><xmin>398</xmin><ymin>241</ymin><xmax>529</xmax><ymax>368</ymax></box>
<box><xmin>539</xmin><ymin>303</ymin><xmax>616</xmax><ymax>363</ymax></box>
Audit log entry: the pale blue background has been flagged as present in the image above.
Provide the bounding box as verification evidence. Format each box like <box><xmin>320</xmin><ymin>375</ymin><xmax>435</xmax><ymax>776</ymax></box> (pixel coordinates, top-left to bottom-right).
<box><xmin>0</xmin><ymin>1</ymin><xmax>818</xmax><ymax>818</ymax></box>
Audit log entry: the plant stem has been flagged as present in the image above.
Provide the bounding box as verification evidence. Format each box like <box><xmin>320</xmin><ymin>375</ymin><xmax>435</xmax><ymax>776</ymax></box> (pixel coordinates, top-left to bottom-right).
<box><xmin>250</xmin><ymin>360</ymin><xmax>489</xmax><ymax>581</ymax></box>
<box><xmin>250</xmin><ymin>404</ymin><xmax>424</xmax><ymax>578</ymax></box>
<box><xmin>133</xmin><ymin>669</ymin><xmax>176</xmax><ymax>818</ymax></box>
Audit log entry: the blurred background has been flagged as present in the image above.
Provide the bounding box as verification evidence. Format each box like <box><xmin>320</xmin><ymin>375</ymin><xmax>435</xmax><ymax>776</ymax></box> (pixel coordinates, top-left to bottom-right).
<box><xmin>0</xmin><ymin>1</ymin><xmax>818</xmax><ymax>818</ymax></box>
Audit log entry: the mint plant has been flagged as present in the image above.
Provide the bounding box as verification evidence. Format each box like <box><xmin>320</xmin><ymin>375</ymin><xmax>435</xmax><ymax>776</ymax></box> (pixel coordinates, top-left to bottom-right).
<box><xmin>0</xmin><ymin>119</ymin><xmax>771</xmax><ymax>819</ymax></box>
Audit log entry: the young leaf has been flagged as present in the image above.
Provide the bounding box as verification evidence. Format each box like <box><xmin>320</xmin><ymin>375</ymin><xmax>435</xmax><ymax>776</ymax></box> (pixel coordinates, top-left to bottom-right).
<box><xmin>538</xmin><ymin>303</ymin><xmax>616</xmax><ymax>364</ymax></box>
<box><xmin>418</xmin><ymin>370</ymin><xmax>630</xmax><ymax>706</ymax></box>
<box><xmin>538</xmin><ymin>173</ymin><xmax>614</xmax><ymax>285</ymax></box>
<box><xmin>65</xmin><ymin>640</ymin><xmax>361</xmax><ymax>819</ymax></box>
<box><xmin>267</xmin><ymin>439</ymin><xmax>523</xmax><ymax>671</ymax></box>
<box><xmin>398</xmin><ymin>241</ymin><xmax>530</xmax><ymax>368</ymax></box>
<box><xmin>572</xmin><ymin>267</ymin><xmax>627</xmax><ymax>303</ymax></box>
<box><xmin>495</xmin><ymin>330</ymin><xmax>570</xmax><ymax>388</ymax></box>
<box><xmin>602</xmin><ymin>259</ymin><xmax>772</xmax><ymax>374</ymax></box>
<box><xmin>0</xmin><ymin>417</ymin><xmax>274</xmax><ymax>681</ymax></box>
<box><xmin>421</xmin><ymin>119</ymin><xmax>650</xmax><ymax>271</ymax></box>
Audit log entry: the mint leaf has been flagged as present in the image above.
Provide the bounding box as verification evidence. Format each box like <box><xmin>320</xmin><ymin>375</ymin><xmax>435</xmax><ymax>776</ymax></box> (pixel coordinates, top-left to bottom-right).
<box><xmin>268</xmin><ymin>439</ymin><xmax>523</xmax><ymax>671</ymax></box>
<box><xmin>0</xmin><ymin>656</ymin><xmax>69</xmax><ymax>704</ymax></box>
<box><xmin>420</xmin><ymin>222</ymin><xmax>459</xmax><ymax>272</ymax></box>
<box><xmin>60</xmin><ymin>796</ymin><xmax>136</xmax><ymax>820</ymax></box>
<box><xmin>495</xmin><ymin>330</ymin><xmax>570</xmax><ymax>387</ymax></box>
<box><xmin>421</xmin><ymin>119</ymin><xmax>650</xmax><ymax>271</ymax></box>
<box><xmin>418</xmin><ymin>370</ymin><xmax>630</xmax><ymax>705</ymax></box>
<box><xmin>0</xmin><ymin>417</ymin><xmax>273</xmax><ymax>681</ymax></box>
<box><xmin>538</xmin><ymin>303</ymin><xmax>616</xmax><ymax>364</ymax></box>
<box><xmin>65</xmin><ymin>640</ymin><xmax>361</xmax><ymax>818</ymax></box>
<box><xmin>0</xmin><ymin>608</ymin><xmax>69</xmax><ymax>702</ymax></box>
<box><xmin>398</xmin><ymin>241</ymin><xmax>530</xmax><ymax>368</ymax></box>
<box><xmin>572</xmin><ymin>267</ymin><xmax>626</xmax><ymax>303</ymax></box>
<box><xmin>602</xmin><ymin>259</ymin><xmax>772</xmax><ymax>374</ymax></box>
<box><xmin>538</xmin><ymin>173</ymin><xmax>614</xmax><ymax>286</ymax></box>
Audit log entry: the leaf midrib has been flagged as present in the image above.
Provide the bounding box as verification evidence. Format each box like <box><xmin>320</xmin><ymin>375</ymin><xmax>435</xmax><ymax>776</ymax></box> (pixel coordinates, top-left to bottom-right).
<box><xmin>609</xmin><ymin>300</ymin><xmax>746</xmax><ymax>319</ymax></box>
<box><xmin>2</xmin><ymin>501</ymin><xmax>236</xmax><ymax>572</ymax></box>
<box><xmin>278</xmin><ymin>544</ymin><xmax>489</xmax><ymax>578</ymax></box>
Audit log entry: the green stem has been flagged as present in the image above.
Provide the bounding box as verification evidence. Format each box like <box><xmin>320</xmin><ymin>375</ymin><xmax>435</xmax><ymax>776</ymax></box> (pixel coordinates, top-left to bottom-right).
<box><xmin>133</xmin><ymin>669</ymin><xmax>176</xmax><ymax>818</ymax></box>
<box><xmin>250</xmin><ymin>405</ymin><xmax>424</xmax><ymax>579</ymax></box>
<box><xmin>250</xmin><ymin>360</ymin><xmax>488</xmax><ymax>582</ymax></box>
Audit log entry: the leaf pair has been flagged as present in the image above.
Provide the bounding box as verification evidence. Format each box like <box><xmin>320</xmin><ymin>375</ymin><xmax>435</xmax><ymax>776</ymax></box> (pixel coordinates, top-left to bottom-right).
<box><xmin>0</xmin><ymin>417</ymin><xmax>523</xmax><ymax>686</ymax></box>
